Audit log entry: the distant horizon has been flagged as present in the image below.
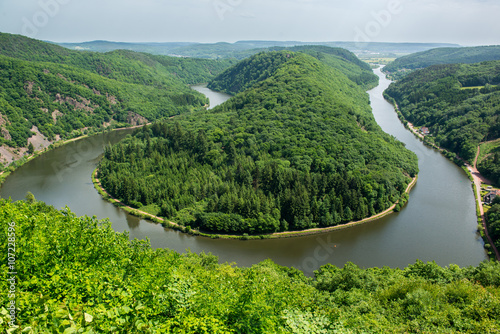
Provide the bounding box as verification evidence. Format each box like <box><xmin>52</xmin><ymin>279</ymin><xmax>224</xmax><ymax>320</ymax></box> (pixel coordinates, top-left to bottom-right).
<box><xmin>54</xmin><ymin>39</ymin><xmax>465</xmax><ymax>47</ymax></box>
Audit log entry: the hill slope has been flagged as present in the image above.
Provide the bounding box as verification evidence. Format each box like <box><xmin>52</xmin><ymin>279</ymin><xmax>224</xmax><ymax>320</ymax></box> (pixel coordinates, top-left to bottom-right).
<box><xmin>0</xmin><ymin>33</ymin><xmax>234</xmax><ymax>86</ymax></box>
<box><xmin>384</xmin><ymin>61</ymin><xmax>500</xmax><ymax>180</ymax></box>
<box><xmin>0</xmin><ymin>33</ymin><xmax>234</xmax><ymax>166</ymax></box>
<box><xmin>208</xmin><ymin>47</ymin><xmax>378</xmax><ymax>94</ymax></box>
<box><xmin>98</xmin><ymin>51</ymin><xmax>418</xmax><ymax>235</ymax></box>
<box><xmin>384</xmin><ymin>45</ymin><xmax>500</xmax><ymax>79</ymax></box>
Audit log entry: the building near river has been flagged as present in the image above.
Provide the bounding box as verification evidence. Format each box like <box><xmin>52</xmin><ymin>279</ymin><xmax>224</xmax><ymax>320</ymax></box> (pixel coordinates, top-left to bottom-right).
<box><xmin>420</xmin><ymin>127</ymin><xmax>430</xmax><ymax>135</ymax></box>
<box><xmin>484</xmin><ymin>190</ymin><xmax>499</xmax><ymax>205</ymax></box>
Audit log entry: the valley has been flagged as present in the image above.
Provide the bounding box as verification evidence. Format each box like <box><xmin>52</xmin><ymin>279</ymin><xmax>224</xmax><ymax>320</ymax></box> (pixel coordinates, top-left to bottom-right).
<box><xmin>0</xmin><ymin>32</ymin><xmax>499</xmax><ymax>332</ymax></box>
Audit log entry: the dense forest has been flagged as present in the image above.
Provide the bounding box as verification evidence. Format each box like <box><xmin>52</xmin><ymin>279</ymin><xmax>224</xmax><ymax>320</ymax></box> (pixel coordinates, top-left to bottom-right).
<box><xmin>383</xmin><ymin>45</ymin><xmax>500</xmax><ymax>79</ymax></box>
<box><xmin>98</xmin><ymin>51</ymin><xmax>418</xmax><ymax>235</ymax></box>
<box><xmin>487</xmin><ymin>200</ymin><xmax>500</xmax><ymax>251</ymax></box>
<box><xmin>0</xmin><ymin>33</ymin><xmax>234</xmax><ymax>155</ymax></box>
<box><xmin>208</xmin><ymin>46</ymin><xmax>379</xmax><ymax>92</ymax></box>
<box><xmin>2</xmin><ymin>198</ymin><xmax>500</xmax><ymax>332</ymax></box>
<box><xmin>0</xmin><ymin>33</ymin><xmax>235</xmax><ymax>86</ymax></box>
<box><xmin>384</xmin><ymin>61</ymin><xmax>500</xmax><ymax>167</ymax></box>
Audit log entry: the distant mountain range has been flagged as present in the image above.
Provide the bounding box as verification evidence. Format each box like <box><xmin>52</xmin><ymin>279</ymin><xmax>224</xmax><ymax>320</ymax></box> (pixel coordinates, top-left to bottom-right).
<box><xmin>55</xmin><ymin>40</ymin><xmax>461</xmax><ymax>59</ymax></box>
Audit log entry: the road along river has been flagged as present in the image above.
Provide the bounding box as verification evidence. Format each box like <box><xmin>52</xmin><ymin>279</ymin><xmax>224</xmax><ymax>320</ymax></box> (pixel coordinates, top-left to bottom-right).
<box><xmin>0</xmin><ymin>75</ymin><xmax>487</xmax><ymax>275</ymax></box>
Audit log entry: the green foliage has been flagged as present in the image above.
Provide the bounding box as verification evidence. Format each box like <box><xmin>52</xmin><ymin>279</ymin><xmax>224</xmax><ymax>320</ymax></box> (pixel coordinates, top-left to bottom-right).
<box><xmin>207</xmin><ymin>51</ymin><xmax>294</xmax><ymax>94</ymax></box>
<box><xmin>268</xmin><ymin>45</ymin><xmax>378</xmax><ymax>90</ymax></box>
<box><xmin>384</xmin><ymin>45</ymin><xmax>500</xmax><ymax>78</ymax></box>
<box><xmin>385</xmin><ymin>61</ymin><xmax>500</xmax><ymax>164</ymax></box>
<box><xmin>487</xmin><ymin>204</ymin><xmax>500</xmax><ymax>251</ymax></box>
<box><xmin>480</xmin><ymin>151</ymin><xmax>500</xmax><ymax>186</ymax></box>
<box><xmin>98</xmin><ymin>52</ymin><xmax>418</xmax><ymax>235</ymax></box>
<box><xmin>208</xmin><ymin>47</ymin><xmax>377</xmax><ymax>94</ymax></box>
<box><xmin>2</xmin><ymin>199</ymin><xmax>500</xmax><ymax>333</ymax></box>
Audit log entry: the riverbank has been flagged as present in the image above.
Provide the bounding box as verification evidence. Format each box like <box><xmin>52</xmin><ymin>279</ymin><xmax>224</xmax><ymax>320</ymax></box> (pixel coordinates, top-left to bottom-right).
<box><xmin>0</xmin><ymin>123</ymin><xmax>148</xmax><ymax>187</ymax></box>
<box><xmin>93</xmin><ymin>168</ymin><xmax>418</xmax><ymax>240</ymax></box>
<box><xmin>384</xmin><ymin>96</ymin><xmax>500</xmax><ymax>261</ymax></box>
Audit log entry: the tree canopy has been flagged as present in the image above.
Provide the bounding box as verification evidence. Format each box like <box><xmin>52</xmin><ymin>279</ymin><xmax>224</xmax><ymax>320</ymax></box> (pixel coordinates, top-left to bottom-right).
<box><xmin>208</xmin><ymin>47</ymin><xmax>378</xmax><ymax>93</ymax></box>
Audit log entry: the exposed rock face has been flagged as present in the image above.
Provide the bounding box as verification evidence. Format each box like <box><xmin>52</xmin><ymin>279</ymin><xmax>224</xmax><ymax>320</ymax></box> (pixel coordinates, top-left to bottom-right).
<box><xmin>0</xmin><ymin>113</ymin><xmax>12</xmax><ymax>142</ymax></box>
<box><xmin>106</xmin><ymin>93</ymin><xmax>117</xmax><ymax>105</ymax></box>
<box><xmin>127</xmin><ymin>112</ymin><xmax>148</xmax><ymax>126</ymax></box>
<box><xmin>28</xmin><ymin>126</ymin><xmax>51</xmax><ymax>151</ymax></box>
<box><xmin>1</xmin><ymin>128</ymin><xmax>11</xmax><ymax>141</ymax></box>
<box><xmin>54</xmin><ymin>94</ymin><xmax>95</xmax><ymax>113</ymax></box>
<box><xmin>51</xmin><ymin>109</ymin><xmax>63</xmax><ymax>123</ymax></box>
<box><xmin>24</xmin><ymin>81</ymin><xmax>35</xmax><ymax>95</ymax></box>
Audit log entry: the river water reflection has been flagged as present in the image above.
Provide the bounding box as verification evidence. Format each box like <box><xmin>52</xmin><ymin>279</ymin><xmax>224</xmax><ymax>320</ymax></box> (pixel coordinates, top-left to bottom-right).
<box><xmin>0</xmin><ymin>70</ymin><xmax>487</xmax><ymax>275</ymax></box>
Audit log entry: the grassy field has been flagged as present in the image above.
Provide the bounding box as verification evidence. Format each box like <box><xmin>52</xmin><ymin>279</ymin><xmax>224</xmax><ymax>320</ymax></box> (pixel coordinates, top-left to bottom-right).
<box><xmin>479</xmin><ymin>138</ymin><xmax>500</xmax><ymax>163</ymax></box>
<box><xmin>359</xmin><ymin>57</ymin><xmax>397</xmax><ymax>65</ymax></box>
<box><xmin>460</xmin><ymin>85</ymin><xmax>486</xmax><ymax>90</ymax></box>
<box><xmin>139</xmin><ymin>204</ymin><xmax>161</xmax><ymax>216</ymax></box>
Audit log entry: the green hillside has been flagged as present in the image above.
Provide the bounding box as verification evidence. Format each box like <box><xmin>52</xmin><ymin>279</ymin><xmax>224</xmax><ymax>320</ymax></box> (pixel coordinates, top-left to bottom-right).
<box><xmin>384</xmin><ymin>45</ymin><xmax>500</xmax><ymax>79</ymax></box>
<box><xmin>267</xmin><ymin>45</ymin><xmax>378</xmax><ymax>89</ymax></box>
<box><xmin>0</xmin><ymin>54</ymin><xmax>207</xmax><ymax>149</ymax></box>
<box><xmin>98</xmin><ymin>51</ymin><xmax>418</xmax><ymax>235</ymax></box>
<box><xmin>384</xmin><ymin>61</ymin><xmax>500</xmax><ymax>179</ymax></box>
<box><xmin>2</xmin><ymin>198</ymin><xmax>500</xmax><ymax>332</ymax></box>
<box><xmin>207</xmin><ymin>51</ymin><xmax>294</xmax><ymax>95</ymax></box>
<box><xmin>0</xmin><ymin>33</ymin><xmax>234</xmax><ymax>86</ymax></box>
<box><xmin>0</xmin><ymin>33</ymin><xmax>234</xmax><ymax>163</ymax></box>
<box><xmin>208</xmin><ymin>47</ymin><xmax>378</xmax><ymax>94</ymax></box>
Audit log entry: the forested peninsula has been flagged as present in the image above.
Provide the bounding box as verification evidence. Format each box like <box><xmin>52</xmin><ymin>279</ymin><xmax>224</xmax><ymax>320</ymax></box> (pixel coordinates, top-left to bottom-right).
<box><xmin>98</xmin><ymin>51</ymin><xmax>418</xmax><ymax>236</ymax></box>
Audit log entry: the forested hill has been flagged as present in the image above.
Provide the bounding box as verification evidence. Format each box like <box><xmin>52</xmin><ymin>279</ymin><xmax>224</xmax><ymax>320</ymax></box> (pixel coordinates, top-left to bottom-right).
<box><xmin>384</xmin><ymin>45</ymin><xmax>500</xmax><ymax>79</ymax></box>
<box><xmin>2</xmin><ymin>198</ymin><xmax>500</xmax><ymax>332</ymax></box>
<box><xmin>98</xmin><ymin>51</ymin><xmax>418</xmax><ymax>235</ymax></box>
<box><xmin>208</xmin><ymin>47</ymin><xmax>378</xmax><ymax>94</ymax></box>
<box><xmin>267</xmin><ymin>45</ymin><xmax>378</xmax><ymax>89</ymax></box>
<box><xmin>0</xmin><ymin>33</ymin><xmax>235</xmax><ymax>86</ymax></box>
<box><xmin>0</xmin><ymin>33</ymin><xmax>234</xmax><ymax>166</ymax></box>
<box><xmin>384</xmin><ymin>61</ymin><xmax>500</xmax><ymax>182</ymax></box>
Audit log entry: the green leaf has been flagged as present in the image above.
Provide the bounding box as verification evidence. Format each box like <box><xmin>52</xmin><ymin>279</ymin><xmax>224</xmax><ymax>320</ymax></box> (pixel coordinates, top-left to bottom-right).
<box><xmin>62</xmin><ymin>327</ymin><xmax>77</xmax><ymax>334</ymax></box>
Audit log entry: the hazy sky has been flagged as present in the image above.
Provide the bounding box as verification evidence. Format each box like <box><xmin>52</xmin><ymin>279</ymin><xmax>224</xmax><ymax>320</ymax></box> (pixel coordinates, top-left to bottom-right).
<box><xmin>0</xmin><ymin>0</ymin><xmax>498</xmax><ymax>45</ymax></box>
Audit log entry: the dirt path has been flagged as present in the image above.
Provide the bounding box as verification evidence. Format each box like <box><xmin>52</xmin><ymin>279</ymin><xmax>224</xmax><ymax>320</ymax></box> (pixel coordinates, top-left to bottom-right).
<box><xmin>62</xmin><ymin>123</ymin><xmax>151</xmax><ymax>145</ymax></box>
<box><xmin>468</xmin><ymin>145</ymin><xmax>500</xmax><ymax>260</ymax></box>
<box><xmin>406</xmin><ymin>122</ymin><xmax>424</xmax><ymax>140</ymax></box>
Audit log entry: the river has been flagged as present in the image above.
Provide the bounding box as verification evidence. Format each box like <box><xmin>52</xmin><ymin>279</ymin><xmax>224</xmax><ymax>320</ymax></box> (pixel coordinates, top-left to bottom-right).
<box><xmin>0</xmin><ymin>71</ymin><xmax>487</xmax><ymax>275</ymax></box>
